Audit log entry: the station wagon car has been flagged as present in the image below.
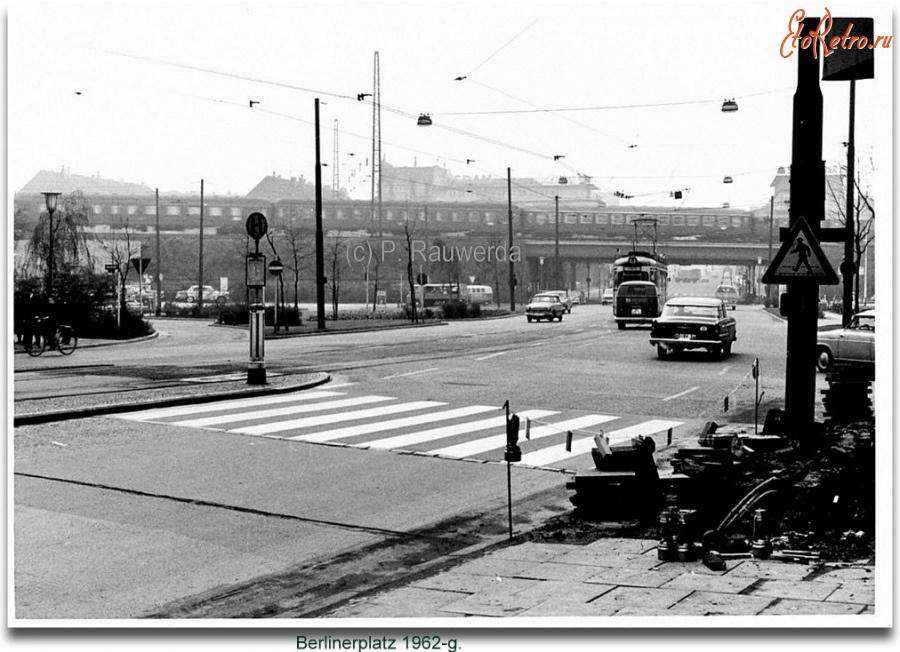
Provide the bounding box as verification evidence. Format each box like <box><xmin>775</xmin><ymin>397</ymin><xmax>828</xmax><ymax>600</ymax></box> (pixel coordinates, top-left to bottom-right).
<box><xmin>816</xmin><ymin>310</ymin><xmax>875</xmax><ymax>372</ymax></box>
<box><xmin>649</xmin><ymin>297</ymin><xmax>737</xmax><ymax>360</ymax></box>
<box><xmin>526</xmin><ymin>293</ymin><xmax>565</xmax><ymax>322</ymax></box>
<box><xmin>545</xmin><ymin>290</ymin><xmax>574</xmax><ymax>313</ymax></box>
<box><xmin>714</xmin><ymin>284</ymin><xmax>738</xmax><ymax>310</ymax></box>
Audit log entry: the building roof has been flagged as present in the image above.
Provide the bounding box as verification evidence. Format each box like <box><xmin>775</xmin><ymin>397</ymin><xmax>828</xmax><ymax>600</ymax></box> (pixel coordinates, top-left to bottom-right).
<box><xmin>18</xmin><ymin>168</ymin><xmax>155</xmax><ymax>196</ymax></box>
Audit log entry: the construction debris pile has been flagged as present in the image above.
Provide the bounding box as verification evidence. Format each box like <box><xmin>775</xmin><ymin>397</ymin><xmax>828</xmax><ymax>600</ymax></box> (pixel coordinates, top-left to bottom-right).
<box><xmin>555</xmin><ymin>417</ymin><xmax>875</xmax><ymax>564</ymax></box>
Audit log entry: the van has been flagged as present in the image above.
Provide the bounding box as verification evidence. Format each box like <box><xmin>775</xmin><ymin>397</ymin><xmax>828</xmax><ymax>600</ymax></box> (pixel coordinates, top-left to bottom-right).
<box><xmin>715</xmin><ymin>284</ymin><xmax>738</xmax><ymax>310</ymax></box>
<box><xmin>465</xmin><ymin>285</ymin><xmax>494</xmax><ymax>304</ymax></box>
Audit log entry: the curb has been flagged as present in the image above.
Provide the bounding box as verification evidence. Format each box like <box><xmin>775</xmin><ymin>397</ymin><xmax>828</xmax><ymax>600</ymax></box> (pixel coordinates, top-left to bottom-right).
<box><xmin>13</xmin><ymin>372</ymin><xmax>331</xmax><ymax>427</ymax></box>
<box><xmin>13</xmin><ymin>330</ymin><xmax>160</xmax><ymax>355</ymax></box>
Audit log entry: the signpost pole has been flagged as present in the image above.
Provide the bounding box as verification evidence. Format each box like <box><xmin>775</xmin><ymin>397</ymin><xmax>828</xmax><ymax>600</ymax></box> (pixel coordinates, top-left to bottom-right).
<box><xmin>246</xmin><ymin>212</ymin><xmax>269</xmax><ymax>385</ymax></box>
<box><xmin>785</xmin><ymin>16</ymin><xmax>824</xmax><ymax>434</ymax></box>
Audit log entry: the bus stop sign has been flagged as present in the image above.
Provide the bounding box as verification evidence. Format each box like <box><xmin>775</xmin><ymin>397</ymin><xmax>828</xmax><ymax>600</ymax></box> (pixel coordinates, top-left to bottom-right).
<box><xmin>246</xmin><ymin>212</ymin><xmax>268</xmax><ymax>241</ymax></box>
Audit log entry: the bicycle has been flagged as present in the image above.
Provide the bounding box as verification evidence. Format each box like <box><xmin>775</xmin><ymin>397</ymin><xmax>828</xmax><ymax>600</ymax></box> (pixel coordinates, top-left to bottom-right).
<box><xmin>25</xmin><ymin>319</ymin><xmax>78</xmax><ymax>356</ymax></box>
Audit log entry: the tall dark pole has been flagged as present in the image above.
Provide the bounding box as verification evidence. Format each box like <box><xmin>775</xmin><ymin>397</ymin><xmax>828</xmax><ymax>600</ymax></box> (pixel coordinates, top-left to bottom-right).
<box><xmin>841</xmin><ymin>80</ymin><xmax>856</xmax><ymax>326</ymax></box>
<box><xmin>155</xmin><ymin>188</ymin><xmax>162</xmax><ymax>316</ymax></box>
<box><xmin>507</xmin><ymin>167</ymin><xmax>515</xmax><ymax>312</ymax></box>
<box><xmin>198</xmin><ymin>179</ymin><xmax>205</xmax><ymax>313</ymax></box>
<box><xmin>554</xmin><ymin>195</ymin><xmax>561</xmax><ymax>289</ymax></box>
<box><xmin>785</xmin><ymin>15</ymin><xmax>825</xmax><ymax>433</ymax></box>
<box><xmin>315</xmin><ymin>98</ymin><xmax>326</xmax><ymax>330</ymax></box>
<box><xmin>47</xmin><ymin>207</ymin><xmax>55</xmax><ymax>297</ymax></box>
<box><xmin>767</xmin><ymin>195</ymin><xmax>774</xmax><ymax>303</ymax></box>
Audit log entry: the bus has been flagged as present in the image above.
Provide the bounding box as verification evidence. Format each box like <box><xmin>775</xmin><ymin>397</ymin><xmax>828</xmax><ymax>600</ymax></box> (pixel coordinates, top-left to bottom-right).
<box><xmin>611</xmin><ymin>218</ymin><xmax>669</xmax><ymax>329</ymax></box>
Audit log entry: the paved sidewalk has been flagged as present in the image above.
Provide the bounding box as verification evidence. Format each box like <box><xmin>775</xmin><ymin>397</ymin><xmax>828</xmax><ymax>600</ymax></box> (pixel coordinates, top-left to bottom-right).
<box><xmin>326</xmin><ymin>538</ymin><xmax>876</xmax><ymax>619</ymax></box>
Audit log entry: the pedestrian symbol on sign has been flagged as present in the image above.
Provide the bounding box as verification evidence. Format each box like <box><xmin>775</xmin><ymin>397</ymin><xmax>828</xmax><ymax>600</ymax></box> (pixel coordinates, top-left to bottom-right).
<box><xmin>762</xmin><ymin>217</ymin><xmax>839</xmax><ymax>285</ymax></box>
<box><xmin>790</xmin><ymin>237</ymin><xmax>812</xmax><ymax>274</ymax></box>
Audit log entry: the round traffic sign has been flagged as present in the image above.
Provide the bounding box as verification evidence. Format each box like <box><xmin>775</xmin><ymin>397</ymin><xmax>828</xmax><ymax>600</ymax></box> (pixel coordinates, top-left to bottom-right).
<box><xmin>268</xmin><ymin>259</ymin><xmax>284</xmax><ymax>275</ymax></box>
<box><xmin>246</xmin><ymin>212</ymin><xmax>268</xmax><ymax>240</ymax></box>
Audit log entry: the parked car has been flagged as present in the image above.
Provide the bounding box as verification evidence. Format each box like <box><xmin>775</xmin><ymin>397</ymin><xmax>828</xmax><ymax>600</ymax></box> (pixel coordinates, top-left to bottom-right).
<box><xmin>816</xmin><ymin>310</ymin><xmax>875</xmax><ymax>372</ymax></box>
<box><xmin>177</xmin><ymin>285</ymin><xmax>230</xmax><ymax>304</ymax></box>
<box><xmin>545</xmin><ymin>290</ymin><xmax>574</xmax><ymax>313</ymax></box>
<box><xmin>714</xmin><ymin>284</ymin><xmax>738</xmax><ymax>310</ymax></box>
<box><xmin>649</xmin><ymin>297</ymin><xmax>737</xmax><ymax>360</ymax></box>
<box><xmin>526</xmin><ymin>293</ymin><xmax>566</xmax><ymax>322</ymax></box>
<box><xmin>601</xmin><ymin>288</ymin><xmax>614</xmax><ymax>305</ymax></box>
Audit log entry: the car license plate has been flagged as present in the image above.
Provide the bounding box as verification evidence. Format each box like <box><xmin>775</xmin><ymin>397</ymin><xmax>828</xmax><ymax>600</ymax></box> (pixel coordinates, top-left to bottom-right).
<box><xmin>677</xmin><ymin>333</ymin><xmax>694</xmax><ymax>340</ymax></box>
<box><xmin>631</xmin><ymin>308</ymin><xmax>642</xmax><ymax>315</ymax></box>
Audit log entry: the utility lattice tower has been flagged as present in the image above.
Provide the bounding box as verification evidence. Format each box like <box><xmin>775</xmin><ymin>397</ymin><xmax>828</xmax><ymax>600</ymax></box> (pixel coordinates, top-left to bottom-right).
<box><xmin>371</xmin><ymin>51</ymin><xmax>382</xmax><ymax>237</ymax></box>
<box><xmin>332</xmin><ymin>119</ymin><xmax>339</xmax><ymax>199</ymax></box>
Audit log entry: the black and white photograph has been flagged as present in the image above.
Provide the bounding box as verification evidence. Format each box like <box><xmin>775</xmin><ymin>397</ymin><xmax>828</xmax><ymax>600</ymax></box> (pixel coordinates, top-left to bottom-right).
<box><xmin>6</xmin><ymin>0</ymin><xmax>893</xmax><ymax>646</ymax></box>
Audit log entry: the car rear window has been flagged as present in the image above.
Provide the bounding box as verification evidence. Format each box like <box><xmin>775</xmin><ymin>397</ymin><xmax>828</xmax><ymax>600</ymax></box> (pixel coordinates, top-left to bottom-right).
<box><xmin>619</xmin><ymin>286</ymin><xmax>656</xmax><ymax>296</ymax></box>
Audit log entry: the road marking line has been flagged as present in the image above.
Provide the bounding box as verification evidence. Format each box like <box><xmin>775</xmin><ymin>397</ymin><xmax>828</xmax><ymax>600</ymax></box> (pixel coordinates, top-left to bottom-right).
<box><xmin>116</xmin><ymin>390</ymin><xmax>347</xmax><ymax>421</ymax></box>
<box><xmin>518</xmin><ymin>419</ymin><xmax>683</xmax><ymax>467</ymax></box>
<box><xmin>428</xmin><ymin>414</ymin><xmax>619</xmax><ymax>459</ymax></box>
<box><xmin>475</xmin><ymin>352</ymin><xmax>508</xmax><ymax>361</ymax></box>
<box><xmin>383</xmin><ymin>367</ymin><xmax>440</xmax><ymax>380</ymax></box>
<box><xmin>718</xmin><ymin>366</ymin><xmax>732</xmax><ymax>376</ymax></box>
<box><xmin>326</xmin><ymin>382</ymin><xmax>358</xmax><ymax>390</ymax></box>
<box><xmin>235</xmin><ymin>401</ymin><xmax>445</xmax><ymax>436</ymax></box>
<box><xmin>169</xmin><ymin>395</ymin><xmax>394</xmax><ymax>428</ymax></box>
<box><xmin>661</xmin><ymin>386</ymin><xmax>700</xmax><ymax>402</ymax></box>
<box><xmin>359</xmin><ymin>409</ymin><xmax>560</xmax><ymax>450</ymax></box>
<box><xmin>530</xmin><ymin>341</ymin><xmax>546</xmax><ymax>347</ymax></box>
<box><xmin>292</xmin><ymin>405</ymin><xmax>497</xmax><ymax>443</ymax></box>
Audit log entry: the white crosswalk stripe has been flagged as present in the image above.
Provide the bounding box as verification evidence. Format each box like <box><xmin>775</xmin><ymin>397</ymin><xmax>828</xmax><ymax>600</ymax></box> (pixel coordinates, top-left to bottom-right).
<box><xmin>360</xmin><ymin>409</ymin><xmax>559</xmax><ymax>451</ymax></box>
<box><xmin>232</xmin><ymin>400</ymin><xmax>446</xmax><ymax>436</ymax></box>
<box><xmin>170</xmin><ymin>395</ymin><xmax>393</xmax><ymax>428</ymax></box>
<box><xmin>111</xmin><ymin>389</ymin><xmax>685</xmax><ymax>472</ymax></box>
<box><xmin>428</xmin><ymin>414</ymin><xmax>620</xmax><ymax>459</ymax></box>
<box><xmin>117</xmin><ymin>390</ymin><xmax>347</xmax><ymax>421</ymax></box>
<box><xmin>518</xmin><ymin>419</ymin><xmax>682</xmax><ymax>467</ymax></box>
<box><xmin>290</xmin><ymin>405</ymin><xmax>497</xmax><ymax>443</ymax></box>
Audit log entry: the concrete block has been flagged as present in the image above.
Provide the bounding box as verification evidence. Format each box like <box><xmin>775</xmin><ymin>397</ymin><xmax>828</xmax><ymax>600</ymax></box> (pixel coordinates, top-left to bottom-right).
<box><xmin>667</xmin><ymin>590</ymin><xmax>776</xmax><ymax>616</ymax></box>
<box><xmin>488</xmin><ymin>542</ymin><xmax>581</xmax><ymax>563</ymax></box>
<box><xmin>727</xmin><ymin>559</ymin><xmax>817</xmax><ymax>580</ymax></box>
<box><xmin>825</xmin><ymin>583</ymin><xmax>875</xmax><ymax>605</ymax></box>
<box><xmin>514</xmin><ymin>561</ymin><xmax>605</xmax><ymax>582</ymax></box>
<box><xmin>748</xmin><ymin>578</ymin><xmax>841</xmax><ymax>601</ymax></box>
<box><xmin>409</xmin><ymin>571</ymin><xmax>539</xmax><ymax>596</ymax></box>
<box><xmin>811</xmin><ymin>566</ymin><xmax>876</xmax><ymax>583</ymax></box>
<box><xmin>587</xmin><ymin>566</ymin><xmax>688</xmax><ymax>588</ymax></box>
<box><xmin>447</xmin><ymin>557</ymin><xmax>534</xmax><ymax>577</ymax></box>
<box><xmin>758</xmin><ymin>598</ymin><xmax>865</xmax><ymax>616</ymax></box>
<box><xmin>517</xmin><ymin>599</ymin><xmax>620</xmax><ymax>617</ymax></box>
<box><xmin>660</xmin><ymin>572</ymin><xmax>758</xmax><ymax>594</ymax></box>
<box><xmin>515</xmin><ymin>580</ymin><xmax>616</xmax><ymax>603</ymax></box>
<box><xmin>589</xmin><ymin>586</ymin><xmax>693</xmax><ymax>611</ymax></box>
<box><xmin>438</xmin><ymin>591</ymin><xmax>548</xmax><ymax>617</ymax></box>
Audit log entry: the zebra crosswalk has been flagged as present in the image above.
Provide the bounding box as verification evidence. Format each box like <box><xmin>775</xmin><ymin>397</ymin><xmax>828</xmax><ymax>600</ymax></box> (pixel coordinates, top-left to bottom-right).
<box><xmin>115</xmin><ymin>389</ymin><xmax>684</xmax><ymax>472</ymax></box>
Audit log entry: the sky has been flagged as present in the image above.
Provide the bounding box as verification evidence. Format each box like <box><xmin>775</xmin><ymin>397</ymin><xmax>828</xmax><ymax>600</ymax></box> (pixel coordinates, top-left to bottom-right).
<box><xmin>6</xmin><ymin>0</ymin><xmax>893</xmax><ymax>210</ymax></box>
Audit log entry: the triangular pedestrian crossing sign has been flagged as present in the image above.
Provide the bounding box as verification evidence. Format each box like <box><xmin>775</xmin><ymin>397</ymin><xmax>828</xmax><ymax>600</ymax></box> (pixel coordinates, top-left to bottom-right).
<box><xmin>762</xmin><ymin>217</ymin><xmax>839</xmax><ymax>284</ymax></box>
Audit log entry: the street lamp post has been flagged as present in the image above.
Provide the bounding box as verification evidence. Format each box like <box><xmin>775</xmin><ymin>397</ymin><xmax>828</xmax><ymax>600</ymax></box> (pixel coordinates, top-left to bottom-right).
<box><xmin>41</xmin><ymin>192</ymin><xmax>61</xmax><ymax>298</ymax></box>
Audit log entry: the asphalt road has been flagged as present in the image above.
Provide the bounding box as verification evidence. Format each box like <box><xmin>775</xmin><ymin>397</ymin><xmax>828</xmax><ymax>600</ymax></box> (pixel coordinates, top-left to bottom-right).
<box><xmin>13</xmin><ymin>300</ymin><xmax>807</xmax><ymax>619</ymax></box>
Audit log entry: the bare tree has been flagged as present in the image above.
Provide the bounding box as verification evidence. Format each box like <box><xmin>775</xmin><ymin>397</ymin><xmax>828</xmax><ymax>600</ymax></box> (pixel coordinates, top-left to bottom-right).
<box><xmin>326</xmin><ymin>231</ymin><xmax>347</xmax><ymax>320</ymax></box>
<box><xmin>403</xmin><ymin>223</ymin><xmax>418</xmax><ymax>323</ymax></box>
<box><xmin>826</xmin><ymin>155</ymin><xmax>875</xmax><ymax>313</ymax></box>
<box><xmin>96</xmin><ymin>215</ymin><xmax>142</xmax><ymax>315</ymax></box>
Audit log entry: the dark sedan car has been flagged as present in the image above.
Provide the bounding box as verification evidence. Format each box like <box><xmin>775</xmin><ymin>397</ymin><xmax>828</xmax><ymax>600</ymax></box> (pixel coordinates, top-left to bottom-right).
<box><xmin>649</xmin><ymin>297</ymin><xmax>737</xmax><ymax>360</ymax></box>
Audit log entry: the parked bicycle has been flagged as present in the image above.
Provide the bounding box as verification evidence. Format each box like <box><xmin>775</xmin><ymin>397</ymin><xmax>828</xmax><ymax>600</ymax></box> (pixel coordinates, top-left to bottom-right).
<box><xmin>25</xmin><ymin>317</ymin><xmax>78</xmax><ymax>357</ymax></box>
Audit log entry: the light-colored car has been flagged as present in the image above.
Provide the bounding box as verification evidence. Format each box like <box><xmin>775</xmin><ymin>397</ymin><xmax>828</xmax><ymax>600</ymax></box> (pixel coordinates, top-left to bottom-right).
<box><xmin>545</xmin><ymin>290</ymin><xmax>574</xmax><ymax>313</ymax></box>
<box><xmin>816</xmin><ymin>310</ymin><xmax>875</xmax><ymax>372</ymax></box>
<box><xmin>526</xmin><ymin>293</ymin><xmax>565</xmax><ymax>322</ymax></box>
<box><xmin>177</xmin><ymin>285</ymin><xmax>230</xmax><ymax>304</ymax></box>
<box><xmin>601</xmin><ymin>289</ymin><xmax>614</xmax><ymax>305</ymax></box>
<box><xmin>714</xmin><ymin>284</ymin><xmax>738</xmax><ymax>310</ymax></box>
